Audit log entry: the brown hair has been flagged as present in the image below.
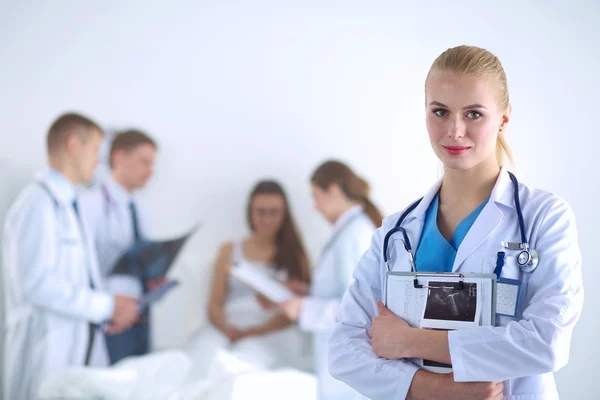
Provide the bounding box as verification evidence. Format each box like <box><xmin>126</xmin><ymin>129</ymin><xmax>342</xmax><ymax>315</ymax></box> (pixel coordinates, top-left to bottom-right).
<box><xmin>426</xmin><ymin>45</ymin><xmax>514</xmax><ymax>167</ymax></box>
<box><xmin>47</xmin><ymin>112</ymin><xmax>103</xmax><ymax>155</ymax></box>
<box><xmin>311</xmin><ymin>160</ymin><xmax>383</xmax><ymax>227</ymax></box>
<box><xmin>109</xmin><ymin>129</ymin><xmax>157</xmax><ymax>168</ymax></box>
<box><xmin>247</xmin><ymin>180</ymin><xmax>311</xmax><ymax>283</ymax></box>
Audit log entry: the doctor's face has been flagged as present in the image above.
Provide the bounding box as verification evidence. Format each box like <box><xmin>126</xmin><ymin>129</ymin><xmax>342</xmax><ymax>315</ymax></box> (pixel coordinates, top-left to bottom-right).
<box><xmin>116</xmin><ymin>144</ymin><xmax>157</xmax><ymax>190</ymax></box>
<box><xmin>73</xmin><ymin>128</ymin><xmax>102</xmax><ymax>184</ymax></box>
<box><xmin>250</xmin><ymin>194</ymin><xmax>286</xmax><ymax>237</ymax></box>
<box><xmin>425</xmin><ymin>69</ymin><xmax>509</xmax><ymax>171</ymax></box>
<box><xmin>311</xmin><ymin>184</ymin><xmax>336</xmax><ymax>224</ymax></box>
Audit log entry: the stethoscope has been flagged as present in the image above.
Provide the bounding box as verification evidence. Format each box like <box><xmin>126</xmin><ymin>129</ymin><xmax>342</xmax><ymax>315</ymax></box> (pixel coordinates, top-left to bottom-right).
<box><xmin>382</xmin><ymin>172</ymin><xmax>540</xmax><ymax>275</ymax></box>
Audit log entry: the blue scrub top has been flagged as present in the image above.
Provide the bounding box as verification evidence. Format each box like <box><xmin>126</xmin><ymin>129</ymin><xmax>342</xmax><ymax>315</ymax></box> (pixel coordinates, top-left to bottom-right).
<box><xmin>414</xmin><ymin>193</ymin><xmax>489</xmax><ymax>272</ymax></box>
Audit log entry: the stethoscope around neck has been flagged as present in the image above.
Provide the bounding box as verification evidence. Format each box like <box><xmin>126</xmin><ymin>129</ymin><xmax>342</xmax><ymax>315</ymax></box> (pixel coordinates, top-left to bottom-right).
<box><xmin>382</xmin><ymin>172</ymin><xmax>540</xmax><ymax>274</ymax></box>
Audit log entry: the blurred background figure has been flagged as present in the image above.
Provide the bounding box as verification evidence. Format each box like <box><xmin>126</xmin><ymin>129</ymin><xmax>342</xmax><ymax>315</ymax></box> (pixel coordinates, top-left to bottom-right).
<box><xmin>280</xmin><ymin>160</ymin><xmax>381</xmax><ymax>400</ymax></box>
<box><xmin>183</xmin><ymin>180</ymin><xmax>312</xmax><ymax>378</ymax></box>
<box><xmin>80</xmin><ymin>130</ymin><xmax>158</xmax><ymax>364</ymax></box>
<box><xmin>2</xmin><ymin>113</ymin><xmax>139</xmax><ymax>400</ymax></box>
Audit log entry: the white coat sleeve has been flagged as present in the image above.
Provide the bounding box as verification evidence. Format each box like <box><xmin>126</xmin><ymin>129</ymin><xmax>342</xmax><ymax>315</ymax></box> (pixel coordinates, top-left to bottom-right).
<box><xmin>448</xmin><ymin>199</ymin><xmax>584</xmax><ymax>382</ymax></box>
<box><xmin>18</xmin><ymin>202</ymin><xmax>114</xmax><ymax>324</ymax></box>
<box><xmin>299</xmin><ymin>297</ymin><xmax>341</xmax><ymax>333</ymax></box>
<box><xmin>328</xmin><ymin>226</ymin><xmax>420</xmax><ymax>399</ymax></box>
<box><xmin>300</xmin><ymin>225</ymin><xmax>373</xmax><ymax>332</ymax></box>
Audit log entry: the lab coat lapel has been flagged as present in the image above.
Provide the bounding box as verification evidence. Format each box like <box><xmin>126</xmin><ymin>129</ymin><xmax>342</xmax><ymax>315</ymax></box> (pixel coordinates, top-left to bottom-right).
<box><xmin>82</xmin><ymin>220</ymin><xmax>105</xmax><ymax>290</ymax></box>
<box><xmin>38</xmin><ymin>169</ymin><xmax>103</xmax><ymax>289</ymax></box>
<box><xmin>453</xmin><ymin>169</ymin><xmax>514</xmax><ymax>272</ymax></box>
<box><xmin>36</xmin><ymin>169</ymin><xmax>73</xmax><ymax>207</ymax></box>
<box><xmin>320</xmin><ymin>206</ymin><xmax>363</xmax><ymax>257</ymax></box>
<box><xmin>397</xmin><ymin>177</ymin><xmax>443</xmax><ymax>263</ymax></box>
<box><xmin>452</xmin><ymin>204</ymin><xmax>503</xmax><ymax>272</ymax></box>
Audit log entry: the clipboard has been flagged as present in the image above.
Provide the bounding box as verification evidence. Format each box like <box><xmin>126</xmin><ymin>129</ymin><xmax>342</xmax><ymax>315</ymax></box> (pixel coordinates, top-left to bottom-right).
<box><xmin>229</xmin><ymin>262</ymin><xmax>295</xmax><ymax>304</ymax></box>
<box><xmin>384</xmin><ymin>271</ymin><xmax>497</xmax><ymax>374</ymax></box>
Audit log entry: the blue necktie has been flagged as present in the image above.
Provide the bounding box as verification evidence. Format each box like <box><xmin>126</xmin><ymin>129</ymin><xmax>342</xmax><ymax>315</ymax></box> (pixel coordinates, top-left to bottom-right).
<box><xmin>129</xmin><ymin>202</ymin><xmax>141</xmax><ymax>241</ymax></box>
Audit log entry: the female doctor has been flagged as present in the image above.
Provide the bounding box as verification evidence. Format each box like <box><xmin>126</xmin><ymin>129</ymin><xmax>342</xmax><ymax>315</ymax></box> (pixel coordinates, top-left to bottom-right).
<box><xmin>328</xmin><ymin>45</ymin><xmax>584</xmax><ymax>400</ymax></box>
<box><xmin>280</xmin><ymin>160</ymin><xmax>382</xmax><ymax>400</ymax></box>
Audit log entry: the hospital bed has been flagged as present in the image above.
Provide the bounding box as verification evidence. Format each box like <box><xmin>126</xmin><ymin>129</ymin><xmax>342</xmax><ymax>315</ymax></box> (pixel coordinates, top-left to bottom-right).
<box><xmin>39</xmin><ymin>252</ymin><xmax>317</xmax><ymax>400</ymax></box>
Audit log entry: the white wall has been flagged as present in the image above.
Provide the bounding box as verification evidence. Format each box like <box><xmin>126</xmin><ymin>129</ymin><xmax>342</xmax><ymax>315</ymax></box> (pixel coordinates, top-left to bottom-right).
<box><xmin>1</xmin><ymin>1</ymin><xmax>598</xmax><ymax>398</ymax></box>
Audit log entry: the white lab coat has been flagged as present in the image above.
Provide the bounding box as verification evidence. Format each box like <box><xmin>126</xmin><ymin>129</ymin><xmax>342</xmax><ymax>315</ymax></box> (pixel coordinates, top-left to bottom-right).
<box><xmin>80</xmin><ymin>177</ymin><xmax>148</xmax><ymax>296</ymax></box>
<box><xmin>2</xmin><ymin>169</ymin><xmax>114</xmax><ymax>400</ymax></box>
<box><xmin>328</xmin><ymin>168</ymin><xmax>584</xmax><ymax>400</ymax></box>
<box><xmin>299</xmin><ymin>206</ymin><xmax>374</xmax><ymax>400</ymax></box>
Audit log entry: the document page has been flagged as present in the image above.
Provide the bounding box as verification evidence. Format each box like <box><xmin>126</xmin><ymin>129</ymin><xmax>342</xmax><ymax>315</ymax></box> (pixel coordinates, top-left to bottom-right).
<box><xmin>230</xmin><ymin>262</ymin><xmax>295</xmax><ymax>303</ymax></box>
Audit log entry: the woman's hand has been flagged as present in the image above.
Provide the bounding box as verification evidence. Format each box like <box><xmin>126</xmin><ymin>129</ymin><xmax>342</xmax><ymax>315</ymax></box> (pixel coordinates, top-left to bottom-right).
<box><xmin>284</xmin><ymin>280</ymin><xmax>310</xmax><ymax>296</ymax></box>
<box><xmin>221</xmin><ymin>324</ymin><xmax>244</xmax><ymax>342</ymax></box>
<box><xmin>409</xmin><ymin>370</ymin><xmax>504</xmax><ymax>400</ymax></box>
<box><xmin>279</xmin><ymin>296</ymin><xmax>305</xmax><ymax>322</ymax></box>
<box><xmin>369</xmin><ymin>301</ymin><xmax>414</xmax><ymax>359</ymax></box>
<box><xmin>438</xmin><ymin>373</ymin><xmax>504</xmax><ymax>400</ymax></box>
<box><xmin>237</xmin><ymin>326</ymin><xmax>266</xmax><ymax>340</ymax></box>
<box><xmin>256</xmin><ymin>293</ymin><xmax>277</xmax><ymax>310</ymax></box>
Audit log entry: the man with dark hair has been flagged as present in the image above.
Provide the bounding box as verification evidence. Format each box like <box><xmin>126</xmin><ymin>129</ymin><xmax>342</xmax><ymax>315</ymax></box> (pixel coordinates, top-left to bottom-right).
<box><xmin>2</xmin><ymin>113</ymin><xmax>139</xmax><ymax>400</ymax></box>
<box><xmin>81</xmin><ymin>128</ymin><xmax>159</xmax><ymax>364</ymax></box>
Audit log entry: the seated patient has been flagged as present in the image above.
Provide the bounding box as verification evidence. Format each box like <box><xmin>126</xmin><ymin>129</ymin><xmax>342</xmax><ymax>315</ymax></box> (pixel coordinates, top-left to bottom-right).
<box><xmin>185</xmin><ymin>180</ymin><xmax>311</xmax><ymax>376</ymax></box>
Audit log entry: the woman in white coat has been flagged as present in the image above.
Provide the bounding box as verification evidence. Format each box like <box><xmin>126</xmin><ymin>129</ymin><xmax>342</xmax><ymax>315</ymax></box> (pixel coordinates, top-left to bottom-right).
<box><xmin>328</xmin><ymin>45</ymin><xmax>584</xmax><ymax>400</ymax></box>
<box><xmin>280</xmin><ymin>160</ymin><xmax>382</xmax><ymax>400</ymax></box>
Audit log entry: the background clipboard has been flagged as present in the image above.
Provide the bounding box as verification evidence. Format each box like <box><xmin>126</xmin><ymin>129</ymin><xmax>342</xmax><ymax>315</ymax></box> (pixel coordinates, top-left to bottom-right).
<box><xmin>229</xmin><ymin>262</ymin><xmax>295</xmax><ymax>304</ymax></box>
<box><xmin>384</xmin><ymin>272</ymin><xmax>497</xmax><ymax>374</ymax></box>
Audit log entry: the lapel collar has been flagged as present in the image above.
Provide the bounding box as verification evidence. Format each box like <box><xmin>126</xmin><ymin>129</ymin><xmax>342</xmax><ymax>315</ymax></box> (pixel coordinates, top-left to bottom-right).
<box><xmin>37</xmin><ymin>168</ymin><xmax>104</xmax><ymax>288</ymax></box>
<box><xmin>35</xmin><ymin>168</ymin><xmax>76</xmax><ymax>207</ymax></box>
<box><xmin>453</xmin><ymin>168</ymin><xmax>514</xmax><ymax>271</ymax></box>
<box><xmin>409</xmin><ymin>175</ymin><xmax>444</xmax><ymax>224</ymax></box>
<box><xmin>401</xmin><ymin>175</ymin><xmax>444</xmax><ymax>252</ymax></box>
<box><xmin>102</xmin><ymin>176</ymin><xmax>131</xmax><ymax>208</ymax></box>
<box><xmin>321</xmin><ymin>206</ymin><xmax>364</xmax><ymax>257</ymax></box>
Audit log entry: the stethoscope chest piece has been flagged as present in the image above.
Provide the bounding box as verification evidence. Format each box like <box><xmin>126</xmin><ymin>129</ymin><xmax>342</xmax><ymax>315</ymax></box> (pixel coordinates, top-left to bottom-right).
<box><xmin>517</xmin><ymin>248</ymin><xmax>539</xmax><ymax>273</ymax></box>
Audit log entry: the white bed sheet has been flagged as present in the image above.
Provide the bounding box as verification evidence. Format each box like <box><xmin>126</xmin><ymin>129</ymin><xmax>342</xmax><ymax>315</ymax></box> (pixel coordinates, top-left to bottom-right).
<box><xmin>40</xmin><ymin>349</ymin><xmax>316</xmax><ymax>400</ymax></box>
<box><xmin>39</xmin><ymin>298</ymin><xmax>316</xmax><ymax>400</ymax></box>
